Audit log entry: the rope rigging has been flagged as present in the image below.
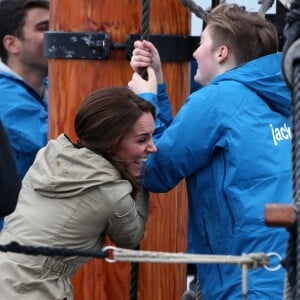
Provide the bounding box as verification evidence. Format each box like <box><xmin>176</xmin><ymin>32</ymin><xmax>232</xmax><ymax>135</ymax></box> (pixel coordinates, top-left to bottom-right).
<box><xmin>138</xmin><ymin>0</ymin><xmax>150</xmax><ymax>79</ymax></box>
<box><xmin>0</xmin><ymin>240</ymin><xmax>283</xmax><ymax>299</ymax></box>
<box><xmin>0</xmin><ymin>240</ymin><xmax>281</xmax><ymax>269</ymax></box>
<box><xmin>281</xmin><ymin>0</ymin><xmax>300</xmax><ymax>298</ymax></box>
<box><xmin>179</xmin><ymin>0</ymin><xmax>208</xmax><ymax>22</ymax></box>
<box><xmin>130</xmin><ymin>1</ymin><xmax>150</xmax><ymax>297</ymax></box>
<box><xmin>0</xmin><ymin>241</ymin><xmax>109</xmax><ymax>259</ymax></box>
<box><xmin>258</xmin><ymin>0</ymin><xmax>275</xmax><ymax>16</ymax></box>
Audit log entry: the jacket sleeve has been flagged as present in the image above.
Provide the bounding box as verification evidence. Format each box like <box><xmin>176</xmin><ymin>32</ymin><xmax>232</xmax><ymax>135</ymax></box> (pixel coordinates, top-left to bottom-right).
<box><xmin>143</xmin><ymin>88</ymin><xmax>225</xmax><ymax>192</ymax></box>
<box><xmin>139</xmin><ymin>83</ymin><xmax>173</xmax><ymax>143</ymax></box>
<box><xmin>0</xmin><ymin>120</ymin><xmax>21</xmax><ymax>217</ymax></box>
<box><xmin>0</xmin><ymin>91</ymin><xmax>48</xmax><ymax>178</ymax></box>
<box><xmin>1</xmin><ymin>101</ymin><xmax>48</xmax><ymax>153</ymax></box>
<box><xmin>104</xmin><ymin>182</ymin><xmax>149</xmax><ymax>249</ymax></box>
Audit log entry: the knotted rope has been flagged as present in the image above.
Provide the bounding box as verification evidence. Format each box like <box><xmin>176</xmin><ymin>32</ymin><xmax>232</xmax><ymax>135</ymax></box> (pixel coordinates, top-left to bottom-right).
<box><xmin>104</xmin><ymin>246</ymin><xmax>279</xmax><ymax>300</ymax></box>
<box><xmin>281</xmin><ymin>0</ymin><xmax>300</xmax><ymax>298</ymax></box>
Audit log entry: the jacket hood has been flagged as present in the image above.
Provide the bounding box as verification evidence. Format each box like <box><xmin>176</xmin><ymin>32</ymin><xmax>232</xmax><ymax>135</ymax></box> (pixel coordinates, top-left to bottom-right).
<box><xmin>0</xmin><ymin>61</ymin><xmax>23</xmax><ymax>80</ymax></box>
<box><xmin>0</xmin><ymin>61</ymin><xmax>48</xmax><ymax>106</ymax></box>
<box><xmin>214</xmin><ymin>53</ymin><xmax>291</xmax><ymax>116</ymax></box>
<box><xmin>27</xmin><ymin>134</ymin><xmax>120</xmax><ymax>198</ymax></box>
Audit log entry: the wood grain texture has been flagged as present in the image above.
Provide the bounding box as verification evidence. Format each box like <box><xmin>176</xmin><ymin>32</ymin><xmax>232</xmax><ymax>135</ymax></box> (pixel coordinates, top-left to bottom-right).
<box><xmin>48</xmin><ymin>1</ymin><xmax>191</xmax><ymax>299</ymax></box>
<box><xmin>264</xmin><ymin>204</ymin><xmax>296</xmax><ymax>228</ymax></box>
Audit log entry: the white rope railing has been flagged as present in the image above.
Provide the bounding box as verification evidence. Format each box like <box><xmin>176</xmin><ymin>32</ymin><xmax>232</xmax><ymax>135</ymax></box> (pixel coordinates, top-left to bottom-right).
<box><xmin>0</xmin><ymin>241</ymin><xmax>283</xmax><ymax>300</ymax></box>
<box><xmin>104</xmin><ymin>246</ymin><xmax>281</xmax><ymax>270</ymax></box>
<box><xmin>103</xmin><ymin>247</ymin><xmax>282</xmax><ymax>300</ymax></box>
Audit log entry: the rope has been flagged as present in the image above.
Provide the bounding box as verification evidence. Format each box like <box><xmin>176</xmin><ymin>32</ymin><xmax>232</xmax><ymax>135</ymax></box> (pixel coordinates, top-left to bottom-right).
<box><xmin>258</xmin><ymin>0</ymin><xmax>275</xmax><ymax>16</ymax></box>
<box><xmin>282</xmin><ymin>0</ymin><xmax>300</xmax><ymax>89</ymax></box>
<box><xmin>285</xmin><ymin>204</ymin><xmax>300</xmax><ymax>299</ymax></box>
<box><xmin>0</xmin><ymin>241</ymin><xmax>282</xmax><ymax>299</ymax></box>
<box><xmin>140</xmin><ymin>0</ymin><xmax>150</xmax><ymax>41</ymax></box>
<box><xmin>109</xmin><ymin>247</ymin><xmax>276</xmax><ymax>300</ymax></box>
<box><xmin>131</xmin><ymin>1</ymin><xmax>151</xmax><ymax>295</ymax></box>
<box><xmin>292</xmin><ymin>64</ymin><xmax>300</xmax><ymax>208</ymax></box>
<box><xmin>297</xmin><ymin>202</ymin><xmax>300</xmax><ymax>300</ymax></box>
<box><xmin>0</xmin><ymin>241</ymin><xmax>109</xmax><ymax>259</ymax></box>
<box><xmin>108</xmin><ymin>247</ymin><xmax>270</xmax><ymax>268</ymax></box>
<box><xmin>295</xmin><ymin>65</ymin><xmax>300</xmax><ymax>300</ymax></box>
<box><xmin>138</xmin><ymin>0</ymin><xmax>150</xmax><ymax>79</ymax></box>
<box><xmin>0</xmin><ymin>241</ymin><xmax>277</xmax><ymax>269</ymax></box>
<box><xmin>282</xmin><ymin>0</ymin><xmax>300</xmax><ymax>298</ymax></box>
<box><xmin>179</xmin><ymin>0</ymin><xmax>208</xmax><ymax>22</ymax></box>
<box><xmin>195</xmin><ymin>277</ymin><xmax>203</xmax><ymax>300</ymax></box>
<box><xmin>129</xmin><ymin>245</ymin><xmax>140</xmax><ymax>300</ymax></box>
<box><xmin>284</xmin><ymin>275</ymin><xmax>293</xmax><ymax>300</ymax></box>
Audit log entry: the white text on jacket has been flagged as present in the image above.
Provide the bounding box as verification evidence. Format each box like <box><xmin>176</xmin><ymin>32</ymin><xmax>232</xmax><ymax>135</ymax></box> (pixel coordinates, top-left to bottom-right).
<box><xmin>270</xmin><ymin>123</ymin><xmax>291</xmax><ymax>146</ymax></box>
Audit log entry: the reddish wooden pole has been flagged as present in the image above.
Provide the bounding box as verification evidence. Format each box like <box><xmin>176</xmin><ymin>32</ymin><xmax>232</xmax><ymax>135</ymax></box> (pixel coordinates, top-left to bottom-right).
<box><xmin>48</xmin><ymin>1</ymin><xmax>190</xmax><ymax>299</ymax></box>
<box><xmin>264</xmin><ymin>204</ymin><xmax>296</xmax><ymax>228</ymax></box>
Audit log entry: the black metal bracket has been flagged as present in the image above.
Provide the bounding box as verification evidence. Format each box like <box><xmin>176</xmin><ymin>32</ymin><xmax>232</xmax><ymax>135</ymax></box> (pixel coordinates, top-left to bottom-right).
<box><xmin>125</xmin><ymin>34</ymin><xmax>199</xmax><ymax>62</ymax></box>
<box><xmin>44</xmin><ymin>31</ymin><xmax>199</xmax><ymax>62</ymax></box>
<box><xmin>44</xmin><ymin>31</ymin><xmax>110</xmax><ymax>60</ymax></box>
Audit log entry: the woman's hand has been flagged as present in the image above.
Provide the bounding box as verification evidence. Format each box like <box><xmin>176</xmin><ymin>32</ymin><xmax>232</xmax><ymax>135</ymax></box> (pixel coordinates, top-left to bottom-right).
<box><xmin>128</xmin><ymin>67</ymin><xmax>157</xmax><ymax>95</ymax></box>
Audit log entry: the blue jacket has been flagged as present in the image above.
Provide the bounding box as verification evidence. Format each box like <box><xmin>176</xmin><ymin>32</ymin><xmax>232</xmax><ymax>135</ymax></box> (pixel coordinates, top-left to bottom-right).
<box><xmin>0</xmin><ymin>62</ymin><xmax>48</xmax><ymax>179</ymax></box>
<box><xmin>0</xmin><ymin>63</ymin><xmax>48</xmax><ymax>229</ymax></box>
<box><xmin>141</xmin><ymin>53</ymin><xmax>291</xmax><ymax>299</ymax></box>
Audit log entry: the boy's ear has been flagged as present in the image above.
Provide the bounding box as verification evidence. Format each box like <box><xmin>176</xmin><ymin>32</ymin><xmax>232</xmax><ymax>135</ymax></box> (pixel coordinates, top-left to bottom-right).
<box><xmin>216</xmin><ymin>45</ymin><xmax>229</xmax><ymax>63</ymax></box>
<box><xmin>3</xmin><ymin>35</ymin><xmax>20</xmax><ymax>55</ymax></box>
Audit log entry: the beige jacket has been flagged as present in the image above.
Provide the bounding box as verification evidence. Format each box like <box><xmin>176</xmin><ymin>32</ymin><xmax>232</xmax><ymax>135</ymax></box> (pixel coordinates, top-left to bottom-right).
<box><xmin>0</xmin><ymin>134</ymin><xmax>149</xmax><ymax>300</ymax></box>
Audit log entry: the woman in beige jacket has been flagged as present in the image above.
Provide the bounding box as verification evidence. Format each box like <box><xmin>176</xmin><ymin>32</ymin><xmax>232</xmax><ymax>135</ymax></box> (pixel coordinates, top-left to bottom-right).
<box><xmin>0</xmin><ymin>86</ymin><xmax>157</xmax><ymax>299</ymax></box>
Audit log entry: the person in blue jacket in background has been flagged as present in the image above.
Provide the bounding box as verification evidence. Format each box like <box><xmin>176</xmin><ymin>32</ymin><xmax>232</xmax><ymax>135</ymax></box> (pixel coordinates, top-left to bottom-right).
<box><xmin>0</xmin><ymin>0</ymin><xmax>49</xmax><ymax>179</ymax></box>
<box><xmin>0</xmin><ymin>0</ymin><xmax>49</xmax><ymax>230</ymax></box>
<box><xmin>129</xmin><ymin>3</ymin><xmax>291</xmax><ymax>300</ymax></box>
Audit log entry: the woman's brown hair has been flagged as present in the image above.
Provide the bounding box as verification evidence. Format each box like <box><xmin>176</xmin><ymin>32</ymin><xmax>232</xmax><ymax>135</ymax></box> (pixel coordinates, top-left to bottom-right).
<box><xmin>74</xmin><ymin>86</ymin><xmax>155</xmax><ymax>196</ymax></box>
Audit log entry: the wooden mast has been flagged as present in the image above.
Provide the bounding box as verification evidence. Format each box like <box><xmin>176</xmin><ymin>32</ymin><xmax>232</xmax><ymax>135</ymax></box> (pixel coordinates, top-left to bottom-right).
<box><xmin>48</xmin><ymin>1</ymin><xmax>190</xmax><ymax>299</ymax></box>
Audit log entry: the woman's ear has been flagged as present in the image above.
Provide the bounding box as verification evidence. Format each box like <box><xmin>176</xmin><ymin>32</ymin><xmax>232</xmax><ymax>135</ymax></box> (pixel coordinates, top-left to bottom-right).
<box><xmin>3</xmin><ymin>35</ymin><xmax>20</xmax><ymax>55</ymax></box>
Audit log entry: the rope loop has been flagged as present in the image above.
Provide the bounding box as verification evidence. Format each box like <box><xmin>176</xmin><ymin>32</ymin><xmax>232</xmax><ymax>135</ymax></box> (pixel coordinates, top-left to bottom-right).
<box><xmin>102</xmin><ymin>245</ymin><xmax>117</xmax><ymax>263</ymax></box>
<box><xmin>263</xmin><ymin>252</ymin><xmax>283</xmax><ymax>272</ymax></box>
